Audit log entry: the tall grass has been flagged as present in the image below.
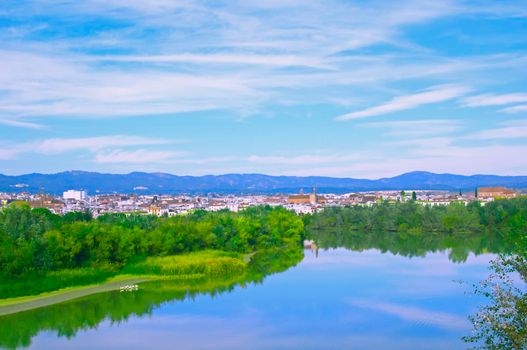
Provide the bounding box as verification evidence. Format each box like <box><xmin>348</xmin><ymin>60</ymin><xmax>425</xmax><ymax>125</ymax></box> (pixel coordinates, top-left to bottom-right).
<box><xmin>0</xmin><ymin>268</ymin><xmax>116</xmax><ymax>299</ymax></box>
<box><xmin>123</xmin><ymin>250</ymin><xmax>247</xmax><ymax>277</ymax></box>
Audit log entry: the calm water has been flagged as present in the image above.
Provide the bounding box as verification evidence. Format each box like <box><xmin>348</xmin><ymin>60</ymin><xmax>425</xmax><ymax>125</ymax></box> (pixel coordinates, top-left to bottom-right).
<box><xmin>0</xmin><ymin>248</ymin><xmax>494</xmax><ymax>350</ymax></box>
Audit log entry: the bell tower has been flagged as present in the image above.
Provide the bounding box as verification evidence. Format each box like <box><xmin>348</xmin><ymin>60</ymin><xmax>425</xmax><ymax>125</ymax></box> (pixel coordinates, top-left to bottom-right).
<box><xmin>309</xmin><ymin>185</ymin><xmax>317</xmax><ymax>204</ymax></box>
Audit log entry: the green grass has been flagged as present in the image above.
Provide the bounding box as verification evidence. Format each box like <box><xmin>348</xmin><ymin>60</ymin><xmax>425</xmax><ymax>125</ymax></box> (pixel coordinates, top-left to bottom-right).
<box><xmin>0</xmin><ymin>250</ymin><xmax>250</xmax><ymax>305</ymax></box>
<box><xmin>0</xmin><ymin>268</ymin><xmax>116</xmax><ymax>299</ymax></box>
<box><xmin>122</xmin><ymin>250</ymin><xmax>248</xmax><ymax>277</ymax></box>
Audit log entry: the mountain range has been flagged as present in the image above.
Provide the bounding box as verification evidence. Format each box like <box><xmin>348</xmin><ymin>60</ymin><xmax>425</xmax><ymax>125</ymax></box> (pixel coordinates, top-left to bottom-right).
<box><xmin>1</xmin><ymin>171</ymin><xmax>526</xmax><ymax>195</ymax></box>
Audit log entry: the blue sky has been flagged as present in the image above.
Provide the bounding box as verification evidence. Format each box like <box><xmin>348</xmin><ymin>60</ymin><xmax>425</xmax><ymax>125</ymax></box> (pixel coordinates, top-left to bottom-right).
<box><xmin>1</xmin><ymin>0</ymin><xmax>527</xmax><ymax>178</ymax></box>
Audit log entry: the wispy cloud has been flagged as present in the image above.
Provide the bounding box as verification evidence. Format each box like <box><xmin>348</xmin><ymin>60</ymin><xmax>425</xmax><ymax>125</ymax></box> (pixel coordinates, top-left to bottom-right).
<box><xmin>347</xmin><ymin>299</ymin><xmax>469</xmax><ymax>330</ymax></box>
<box><xmin>98</xmin><ymin>53</ymin><xmax>332</xmax><ymax>69</ymax></box>
<box><xmin>466</xmin><ymin>120</ymin><xmax>527</xmax><ymax>140</ymax></box>
<box><xmin>1</xmin><ymin>1</ymin><xmax>527</xmax><ymax>176</ymax></box>
<box><xmin>0</xmin><ymin>135</ymin><xmax>176</xmax><ymax>161</ymax></box>
<box><xmin>360</xmin><ymin>119</ymin><xmax>462</xmax><ymax>136</ymax></box>
<box><xmin>34</xmin><ymin>135</ymin><xmax>174</xmax><ymax>154</ymax></box>
<box><xmin>0</xmin><ymin>1</ymin><xmax>487</xmax><ymax>123</ymax></box>
<box><xmin>461</xmin><ymin>92</ymin><xmax>527</xmax><ymax>107</ymax></box>
<box><xmin>0</xmin><ymin>148</ymin><xmax>20</xmax><ymax>160</ymax></box>
<box><xmin>336</xmin><ymin>85</ymin><xmax>471</xmax><ymax>121</ymax></box>
<box><xmin>94</xmin><ymin>149</ymin><xmax>184</xmax><ymax>164</ymax></box>
<box><xmin>279</xmin><ymin>143</ymin><xmax>527</xmax><ymax>178</ymax></box>
<box><xmin>247</xmin><ymin>154</ymin><xmax>364</xmax><ymax>165</ymax></box>
<box><xmin>501</xmin><ymin>104</ymin><xmax>527</xmax><ymax>114</ymax></box>
<box><xmin>0</xmin><ymin>118</ymin><xmax>44</xmax><ymax>129</ymax></box>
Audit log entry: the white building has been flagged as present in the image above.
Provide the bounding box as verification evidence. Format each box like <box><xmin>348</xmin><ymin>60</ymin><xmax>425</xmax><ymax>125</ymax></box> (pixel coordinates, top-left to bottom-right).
<box><xmin>63</xmin><ymin>190</ymin><xmax>87</xmax><ymax>201</ymax></box>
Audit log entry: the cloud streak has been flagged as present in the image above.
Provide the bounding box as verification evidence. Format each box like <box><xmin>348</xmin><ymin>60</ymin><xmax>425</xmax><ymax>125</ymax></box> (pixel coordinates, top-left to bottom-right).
<box><xmin>94</xmin><ymin>149</ymin><xmax>184</xmax><ymax>164</ymax></box>
<box><xmin>336</xmin><ymin>85</ymin><xmax>471</xmax><ymax>121</ymax></box>
<box><xmin>501</xmin><ymin>104</ymin><xmax>527</xmax><ymax>114</ymax></box>
<box><xmin>34</xmin><ymin>136</ymin><xmax>174</xmax><ymax>154</ymax></box>
<box><xmin>462</xmin><ymin>93</ymin><xmax>527</xmax><ymax>107</ymax></box>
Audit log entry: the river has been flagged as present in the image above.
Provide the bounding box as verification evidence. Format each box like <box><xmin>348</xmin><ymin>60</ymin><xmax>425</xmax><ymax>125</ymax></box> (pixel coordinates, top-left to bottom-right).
<box><xmin>0</xmin><ymin>246</ymin><xmax>495</xmax><ymax>349</ymax></box>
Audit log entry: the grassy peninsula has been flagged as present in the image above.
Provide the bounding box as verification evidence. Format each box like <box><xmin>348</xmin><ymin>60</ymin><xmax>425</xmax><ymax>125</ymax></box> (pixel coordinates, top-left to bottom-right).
<box><xmin>0</xmin><ymin>203</ymin><xmax>304</xmax><ymax>301</ymax></box>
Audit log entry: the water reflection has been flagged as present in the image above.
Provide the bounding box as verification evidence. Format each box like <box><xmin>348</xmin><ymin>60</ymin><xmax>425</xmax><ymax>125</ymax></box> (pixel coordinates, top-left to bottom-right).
<box><xmin>0</xmin><ymin>248</ymin><xmax>303</xmax><ymax>349</ymax></box>
<box><xmin>0</xmin><ymin>235</ymin><xmax>508</xmax><ymax>350</ymax></box>
<box><xmin>306</xmin><ymin>225</ymin><xmax>513</xmax><ymax>263</ymax></box>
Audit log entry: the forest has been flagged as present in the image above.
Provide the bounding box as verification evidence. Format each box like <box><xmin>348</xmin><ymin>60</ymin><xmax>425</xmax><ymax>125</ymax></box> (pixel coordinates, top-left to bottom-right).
<box><xmin>1</xmin><ymin>198</ymin><xmax>526</xmax><ymax>300</ymax></box>
<box><xmin>306</xmin><ymin>197</ymin><xmax>527</xmax><ymax>246</ymax></box>
<box><xmin>0</xmin><ymin>203</ymin><xmax>304</xmax><ymax>298</ymax></box>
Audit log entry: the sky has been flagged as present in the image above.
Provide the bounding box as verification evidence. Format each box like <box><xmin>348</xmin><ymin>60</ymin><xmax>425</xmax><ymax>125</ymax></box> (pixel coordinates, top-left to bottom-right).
<box><xmin>1</xmin><ymin>0</ymin><xmax>527</xmax><ymax>178</ymax></box>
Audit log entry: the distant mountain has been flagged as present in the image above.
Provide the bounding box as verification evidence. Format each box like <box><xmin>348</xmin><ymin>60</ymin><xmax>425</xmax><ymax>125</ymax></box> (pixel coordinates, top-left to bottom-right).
<box><xmin>0</xmin><ymin>171</ymin><xmax>526</xmax><ymax>195</ymax></box>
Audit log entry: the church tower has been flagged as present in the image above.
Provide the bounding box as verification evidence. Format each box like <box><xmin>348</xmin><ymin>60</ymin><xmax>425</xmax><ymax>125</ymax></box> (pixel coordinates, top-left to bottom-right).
<box><xmin>309</xmin><ymin>185</ymin><xmax>317</xmax><ymax>204</ymax></box>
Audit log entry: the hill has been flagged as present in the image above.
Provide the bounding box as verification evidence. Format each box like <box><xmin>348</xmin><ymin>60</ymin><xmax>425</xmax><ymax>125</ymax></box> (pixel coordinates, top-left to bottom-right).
<box><xmin>1</xmin><ymin>171</ymin><xmax>526</xmax><ymax>194</ymax></box>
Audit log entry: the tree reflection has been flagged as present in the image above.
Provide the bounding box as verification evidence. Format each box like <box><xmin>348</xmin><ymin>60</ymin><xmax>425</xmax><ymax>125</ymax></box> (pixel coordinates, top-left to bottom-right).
<box><xmin>0</xmin><ymin>248</ymin><xmax>303</xmax><ymax>349</ymax></box>
<box><xmin>464</xmin><ymin>254</ymin><xmax>527</xmax><ymax>349</ymax></box>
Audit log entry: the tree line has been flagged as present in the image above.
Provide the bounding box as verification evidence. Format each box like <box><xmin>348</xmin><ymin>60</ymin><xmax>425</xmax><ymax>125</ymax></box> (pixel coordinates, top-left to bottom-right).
<box><xmin>306</xmin><ymin>198</ymin><xmax>527</xmax><ymax>244</ymax></box>
<box><xmin>0</xmin><ymin>203</ymin><xmax>304</xmax><ymax>281</ymax></box>
<box><xmin>304</xmin><ymin>198</ymin><xmax>527</xmax><ymax>262</ymax></box>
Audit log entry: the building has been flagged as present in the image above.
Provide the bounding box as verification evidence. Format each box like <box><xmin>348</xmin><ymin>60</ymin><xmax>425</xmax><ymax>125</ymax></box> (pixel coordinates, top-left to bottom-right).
<box><xmin>288</xmin><ymin>186</ymin><xmax>324</xmax><ymax>204</ymax></box>
<box><xmin>29</xmin><ymin>195</ymin><xmax>65</xmax><ymax>214</ymax></box>
<box><xmin>63</xmin><ymin>190</ymin><xmax>87</xmax><ymax>201</ymax></box>
<box><xmin>477</xmin><ymin>187</ymin><xmax>517</xmax><ymax>199</ymax></box>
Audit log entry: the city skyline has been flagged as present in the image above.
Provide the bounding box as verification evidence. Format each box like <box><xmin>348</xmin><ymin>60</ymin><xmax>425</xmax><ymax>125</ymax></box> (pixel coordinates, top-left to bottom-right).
<box><xmin>1</xmin><ymin>1</ymin><xmax>527</xmax><ymax>177</ymax></box>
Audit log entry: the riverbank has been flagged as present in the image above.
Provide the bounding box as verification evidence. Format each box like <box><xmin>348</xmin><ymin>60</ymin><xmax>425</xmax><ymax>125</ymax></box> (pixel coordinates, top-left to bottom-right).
<box><xmin>0</xmin><ymin>275</ymin><xmax>154</xmax><ymax>316</ymax></box>
<box><xmin>0</xmin><ymin>250</ymin><xmax>256</xmax><ymax>316</ymax></box>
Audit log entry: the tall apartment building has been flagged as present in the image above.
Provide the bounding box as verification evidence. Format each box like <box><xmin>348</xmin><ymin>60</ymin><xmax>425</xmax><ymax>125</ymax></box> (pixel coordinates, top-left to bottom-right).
<box><xmin>63</xmin><ymin>189</ymin><xmax>87</xmax><ymax>201</ymax></box>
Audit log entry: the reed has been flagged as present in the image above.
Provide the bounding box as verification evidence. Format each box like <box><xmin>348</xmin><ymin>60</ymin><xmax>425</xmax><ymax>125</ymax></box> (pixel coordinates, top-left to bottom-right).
<box><xmin>123</xmin><ymin>250</ymin><xmax>247</xmax><ymax>277</ymax></box>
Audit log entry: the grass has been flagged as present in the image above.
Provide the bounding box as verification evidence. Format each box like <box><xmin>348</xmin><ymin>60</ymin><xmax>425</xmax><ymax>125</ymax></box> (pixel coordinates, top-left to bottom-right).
<box><xmin>0</xmin><ymin>276</ymin><xmax>154</xmax><ymax>316</ymax></box>
<box><xmin>0</xmin><ymin>268</ymin><xmax>116</xmax><ymax>299</ymax></box>
<box><xmin>0</xmin><ymin>250</ymin><xmax>251</xmax><ymax>314</ymax></box>
<box><xmin>122</xmin><ymin>250</ymin><xmax>248</xmax><ymax>277</ymax></box>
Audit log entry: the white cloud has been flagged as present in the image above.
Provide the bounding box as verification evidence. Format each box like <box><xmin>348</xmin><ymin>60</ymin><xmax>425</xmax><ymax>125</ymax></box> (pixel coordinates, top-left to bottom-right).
<box><xmin>462</xmin><ymin>93</ymin><xmax>527</xmax><ymax>107</ymax></box>
<box><xmin>98</xmin><ymin>53</ymin><xmax>331</xmax><ymax>69</ymax></box>
<box><xmin>0</xmin><ymin>118</ymin><xmax>44</xmax><ymax>129</ymax></box>
<box><xmin>94</xmin><ymin>149</ymin><xmax>183</xmax><ymax>164</ymax></box>
<box><xmin>501</xmin><ymin>104</ymin><xmax>527</xmax><ymax>114</ymax></box>
<box><xmin>466</xmin><ymin>120</ymin><xmax>527</xmax><ymax>140</ymax></box>
<box><xmin>277</xmin><ymin>143</ymin><xmax>527</xmax><ymax>178</ymax></box>
<box><xmin>247</xmin><ymin>154</ymin><xmax>364</xmax><ymax>165</ymax></box>
<box><xmin>0</xmin><ymin>0</ymin><xmax>492</xmax><ymax>122</ymax></box>
<box><xmin>360</xmin><ymin>119</ymin><xmax>462</xmax><ymax>136</ymax></box>
<box><xmin>0</xmin><ymin>148</ymin><xmax>19</xmax><ymax>160</ymax></box>
<box><xmin>34</xmin><ymin>135</ymin><xmax>173</xmax><ymax>154</ymax></box>
<box><xmin>336</xmin><ymin>85</ymin><xmax>471</xmax><ymax>121</ymax></box>
<box><xmin>0</xmin><ymin>135</ymin><xmax>176</xmax><ymax>161</ymax></box>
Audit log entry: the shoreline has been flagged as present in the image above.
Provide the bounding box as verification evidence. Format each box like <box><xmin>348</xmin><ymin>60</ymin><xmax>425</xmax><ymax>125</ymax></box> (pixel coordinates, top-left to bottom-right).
<box><xmin>0</xmin><ymin>275</ymin><xmax>154</xmax><ymax>317</ymax></box>
<box><xmin>0</xmin><ymin>251</ymin><xmax>265</xmax><ymax>317</ymax></box>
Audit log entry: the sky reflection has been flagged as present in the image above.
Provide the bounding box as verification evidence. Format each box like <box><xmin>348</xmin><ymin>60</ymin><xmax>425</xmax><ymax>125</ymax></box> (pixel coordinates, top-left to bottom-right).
<box><xmin>26</xmin><ymin>248</ymin><xmax>493</xmax><ymax>350</ymax></box>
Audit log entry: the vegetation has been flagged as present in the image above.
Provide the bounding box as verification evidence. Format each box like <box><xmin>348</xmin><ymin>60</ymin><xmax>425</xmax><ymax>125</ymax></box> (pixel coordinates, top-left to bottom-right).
<box><xmin>306</xmin><ymin>198</ymin><xmax>527</xmax><ymax>239</ymax></box>
<box><xmin>0</xmin><ymin>203</ymin><xmax>304</xmax><ymax>298</ymax></box>
<box><xmin>2</xmin><ymin>197</ymin><xmax>527</xmax><ymax>349</ymax></box>
<box><xmin>122</xmin><ymin>250</ymin><xmax>247</xmax><ymax>277</ymax></box>
<box><xmin>304</xmin><ymin>198</ymin><xmax>527</xmax><ymax>349</ymax></box>
<box><xmin>0</xmin><ymin>268</ymin><xmax>115</xmax><ymax>299</ymax></box>
<box><xmin>0</xmin><ymin>247</ymin><xmax>304</xmax><ymax>349</ymax></box>
<box><xmin>463</xmin><ymin>254</ymin><xmax>527</xmax><ymax>350</ymax></box>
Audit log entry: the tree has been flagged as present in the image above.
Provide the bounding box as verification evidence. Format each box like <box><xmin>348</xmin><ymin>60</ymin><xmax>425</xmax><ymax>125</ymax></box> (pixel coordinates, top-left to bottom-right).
<box><xmin>411</xmin><ymin>191</ymin><xmax>417</xmax><ymax>201</ymax></box>
<box><xmin>464</xmin><ymin>255</ymin><xmax>527</xmax><ymax>349</ymax></box>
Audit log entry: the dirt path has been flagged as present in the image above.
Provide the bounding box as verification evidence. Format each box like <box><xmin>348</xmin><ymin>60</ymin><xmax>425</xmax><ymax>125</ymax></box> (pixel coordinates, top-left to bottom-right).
<box><xmin>0</xmin><ymin>277</ymin><xmax>151</xmax><ymax>317</ymax></box>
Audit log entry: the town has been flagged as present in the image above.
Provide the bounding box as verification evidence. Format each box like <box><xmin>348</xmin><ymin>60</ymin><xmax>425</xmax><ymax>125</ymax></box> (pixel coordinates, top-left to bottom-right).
<box><xmin>0</xmin><ymin>186</ymin><xmax>521</xmax><ymax>217</ymax></box>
